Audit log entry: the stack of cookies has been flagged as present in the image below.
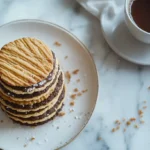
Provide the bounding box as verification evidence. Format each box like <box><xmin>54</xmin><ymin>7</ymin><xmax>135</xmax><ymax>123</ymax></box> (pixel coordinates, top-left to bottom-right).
<box><xmin>0</xmin><ymin>37</ymin><xmax>65</xmax><ymax>126</ymax></box>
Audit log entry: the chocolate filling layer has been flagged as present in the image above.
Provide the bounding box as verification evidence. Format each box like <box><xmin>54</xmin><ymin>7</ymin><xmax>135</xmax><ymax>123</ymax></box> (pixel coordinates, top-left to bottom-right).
<box><xmin>0</xmin><ymin>71</ymin><xmax>61</xmax><ymax>99</ymax></box>
<box><xmin>3</xmin><ymin>88</ymin><xmax>65</xmax><ymax>115</ymax></box>
<box><xmin>4</xmin><ymin>89</ymin><xmax>65</xmax><ymax>121</ymax></box>
<box><xmin>0</xmin><ymin>52</ymin><xmax>56</xmax><ymax>92</ymax></box>
<box><xmin>0</xmin><ymin>74</ymin><xmax>63</xmax><ymax>110</ymax></box>
<box><xmin>9</xmin><ymin>105</ymin><xmax>63</xmax><ymax>126</ymax></box>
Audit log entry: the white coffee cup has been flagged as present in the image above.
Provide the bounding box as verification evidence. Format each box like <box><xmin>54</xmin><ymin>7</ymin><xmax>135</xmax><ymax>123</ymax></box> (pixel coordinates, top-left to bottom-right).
<box><xmin>125</xmin><ymin>0</ymin><xmax>150</xmax><ymax>44</ymax></box>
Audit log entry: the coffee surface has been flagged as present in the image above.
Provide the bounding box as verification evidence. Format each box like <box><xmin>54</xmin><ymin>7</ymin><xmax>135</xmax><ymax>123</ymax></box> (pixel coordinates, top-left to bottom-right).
<box><xmin>131</xmin><ymin>0</ymin><xmax>150</xmax><ymax>33</ymax></box>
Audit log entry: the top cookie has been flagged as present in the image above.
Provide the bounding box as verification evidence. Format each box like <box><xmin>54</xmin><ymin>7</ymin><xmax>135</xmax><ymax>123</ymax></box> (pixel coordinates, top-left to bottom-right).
<box><xmin>0</xmin><ymin>37</ymin><xmax>53</xmax><ymax>87</ymax></box>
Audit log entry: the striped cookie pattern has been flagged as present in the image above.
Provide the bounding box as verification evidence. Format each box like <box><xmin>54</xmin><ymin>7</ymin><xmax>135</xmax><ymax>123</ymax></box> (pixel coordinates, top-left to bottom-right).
<box><xmin>0</xmin><ymin>37</ymin><xmax>66</xmax><ymax>126</ymax></box>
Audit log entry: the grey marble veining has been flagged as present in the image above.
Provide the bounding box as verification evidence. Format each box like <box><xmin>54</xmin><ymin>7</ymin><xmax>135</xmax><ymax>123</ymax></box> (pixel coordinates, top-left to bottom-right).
<box><xmin>0</xmin><ymin>0</ymin><xmax>150</xmax><ymax>150</ymax></box>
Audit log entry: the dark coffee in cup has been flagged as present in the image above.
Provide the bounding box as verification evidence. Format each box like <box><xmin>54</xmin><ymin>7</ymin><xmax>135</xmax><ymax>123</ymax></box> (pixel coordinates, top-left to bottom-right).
<box><xmin>130</xmin><ymin>0</ymin><xmax>150</xmax><ymax>33</ymax></box>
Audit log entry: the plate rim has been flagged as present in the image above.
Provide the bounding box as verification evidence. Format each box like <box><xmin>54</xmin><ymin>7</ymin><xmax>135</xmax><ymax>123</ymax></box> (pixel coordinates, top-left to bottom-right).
<box><xmin>0</xmin><ymin>19</ymin><xmax>99</xmax><ymax>150</ymax></box>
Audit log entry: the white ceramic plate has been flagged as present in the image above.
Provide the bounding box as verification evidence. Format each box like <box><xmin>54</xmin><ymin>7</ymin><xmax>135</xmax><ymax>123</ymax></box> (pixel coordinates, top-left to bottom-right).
<box><xmin>0</xmin><ymin>20</ymin><xmax>98</xmax><ymax>150</ymax></box>
<box><xmin>101</xmin><ymin>6</ymin><xmax>150</xmax><ymax>65</ymax></box>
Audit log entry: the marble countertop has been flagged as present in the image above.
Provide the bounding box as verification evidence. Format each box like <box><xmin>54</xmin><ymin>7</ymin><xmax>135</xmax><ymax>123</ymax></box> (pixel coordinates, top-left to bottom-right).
<box><xmin>0</xmin><ymin>0</ymin><xmax>150</xmax><ymax>150</ymax></box>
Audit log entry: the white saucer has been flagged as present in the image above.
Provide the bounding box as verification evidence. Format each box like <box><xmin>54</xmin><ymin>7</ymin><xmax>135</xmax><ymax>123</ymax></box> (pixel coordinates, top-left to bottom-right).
<box><xmin>0</xmin><ymin>20</ymin><xmax>98</xmax><ymax>150</ymax></box>
<box><xmin>101</xmin><ymin>6</ymin><xmax>150</xmax><ymax>65</ymax></box>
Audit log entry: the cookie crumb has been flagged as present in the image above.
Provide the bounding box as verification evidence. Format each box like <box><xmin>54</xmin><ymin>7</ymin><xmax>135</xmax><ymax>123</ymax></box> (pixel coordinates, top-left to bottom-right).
<box><xmin>123</xmin><ymin>128</ymin><xmax>126</xmax><ymax>132</ymax></box>
<box><xmin>74</xmin><ymin>88</ymin><xmax>78</xmax><ymax>92</ymax></box>
<box><xmin>143</xmin><ymin>106</ymin><xmax>147</xmax><ymax>109</ymax></box>
<box><xmin>97</xmin><ymin>137</ymin><xmax>102</xmax><ymax>141</ymax></box>
<box><xmin>134</xmin><ymin>124</ymin><xmax>139</xmax><ymax>128</ymax></box>
<box><xmin>65</xmin><ymin>71</ymin><xmax>71</xmax><ymax>83</ymax></box>
<box><xmin>54</xmin><ymin>41</ymin><xmax>61</xmax><ymax>46</ymax></box>
<box><xmin>115</xmin><ymin>120</ymin><xmax>121</xmax><ymax>125</ymax></box>
<box><xmin>30</xmin><ymin>137</ymin><xmax>35</xmax><ymax>141</ymax></box>
<box><xmin>140</xmin><ymin>120</ymin><xmax>145</xmax><ymax>124</ymax></box>
<box><xmin>138</xmin><ymin>110</ymin><xmax>143</xmax><ymax>116</ymax></box>
<box><xmin>126</xmin><ymin>121</ymin><xmax>131</xmax><ymax>126</ymax></box>
<box><xmin>143</xmin><ymin>101</ymin><xmax>147</xmax><ymax>104</ymax></box>
<box><xmin>24</xmin><ymin>144</ymin><xmax>27</xmax><ymax>147</ymax></box>
<box><xmin>130</xmin><ymin>118</ymin><xmax>136</xmax><ymax>122</ymax></box>
<box><xmin>70</xmin><ymin>101</ymin><xmax>75</xmax><ymax>106</ymax></box>
<box><xmin>111</xmin><ymin>128</ymin><xmax>116</xmax><ymax>132</ymax></box>
<box><xmin>82</xmin><ymin>89</ymin><xmax>88</xmax><ymax>93</ymax></box>
<box><xmin>116</xmin><ymin>126</ymin><xmax>120</xmax><ymax>130</ymax></box>
<box><xmin>64</xmin><ymin>56</ymin><xmax>68</xmax><ymax>59</ymax></box>
<box><xmin>72</xmin><ymin>69</ymin><xmax>79</xmax><ymax>75</ymax></box>
<box><xmin>58</xmin><ymin>111</ymin><xmax>66</xmax><ymax>117</ymax></box>
<box><xmin>0</xmin><ymin>120</ymin><xmax>3</xmax><ymax>123</ymax></box>
<box><xmin>70</xmin><ymin>94</ymin><xmax>76</xmax><ymax>99</ymax></box>
<box><xmin>69</xmin><ymin>108</ymin><xmax>74</xmax><ymax>112</ymax></box>
<box><xmin>77</xmin><ymin>92</ymin><xmax>82</xmax><ymax>96</ymax></box>
<box><xmin>76</xmin><ymin>79</ymin><xmax>80</xmax><ymax>82</ymax></box>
